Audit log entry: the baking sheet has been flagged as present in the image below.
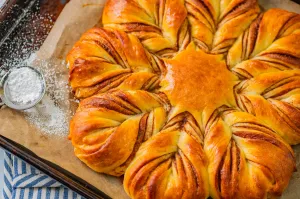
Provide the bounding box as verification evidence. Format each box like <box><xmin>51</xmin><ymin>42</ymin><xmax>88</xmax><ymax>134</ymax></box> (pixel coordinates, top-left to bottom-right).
<box><xmin>0</xmin><ymin>0</ymin><xmax>300</xmax><ymax>198</ymax></box>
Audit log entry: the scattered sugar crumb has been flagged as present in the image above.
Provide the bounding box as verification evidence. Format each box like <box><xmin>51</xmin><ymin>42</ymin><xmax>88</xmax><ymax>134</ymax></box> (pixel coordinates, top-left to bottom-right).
<box><xmin>22</xmin><ymin>57</ymin><xmax>75</xmax><ymax>137</ymax></box>
<box><xmin>24</xmin><ymin>95</ymin><xmax>69</xmax><ymax>136</ymax></box>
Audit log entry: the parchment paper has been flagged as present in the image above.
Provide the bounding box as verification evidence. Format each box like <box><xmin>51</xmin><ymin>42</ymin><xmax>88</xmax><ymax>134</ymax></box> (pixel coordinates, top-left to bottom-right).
<box><xmin>0</xmin><ymin>0</ymin><xmax>299</xmax><ymax>198</ymax></box>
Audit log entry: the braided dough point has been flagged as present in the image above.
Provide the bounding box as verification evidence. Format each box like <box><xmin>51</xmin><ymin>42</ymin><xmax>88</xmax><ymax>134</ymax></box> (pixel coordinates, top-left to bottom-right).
<box><xmin>69</xmin><ymin>90</ymin><xmax>170</xmax><ymax>176</ymax></box>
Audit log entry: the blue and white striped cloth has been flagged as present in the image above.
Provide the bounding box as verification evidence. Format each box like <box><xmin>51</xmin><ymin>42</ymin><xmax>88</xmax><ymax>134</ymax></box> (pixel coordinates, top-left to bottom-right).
<box><xmin>3</xmin><ymin>152</ymin><xmax>85</xmax><ymax>199</ymax></box>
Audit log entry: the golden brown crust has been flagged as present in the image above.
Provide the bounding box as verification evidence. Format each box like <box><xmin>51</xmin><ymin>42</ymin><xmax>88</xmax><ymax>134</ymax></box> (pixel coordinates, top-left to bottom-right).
<box><xmin>124</xmin><ymin>112</ymin><xmax>209</xmax><ymax>199</ymax></box>
<box><xmin>69</xmin><ymin>90</ymin><xmax>170</xmax><ymax>176</ymax></box>
<box><xmin>187</xmin><ymin>0</ymin><xmax>260</xmax><ymax>53</ymax></box>
<box><xmin>102</xmin><ymin>0</ymin><xmax>259</xmax><ymax>56</ymax></box>
<box><xmin>235</xmin><ymin>70</ymin><xmax>300</xmax><ymax>144</ymax></box>
<box><xmin>205</xmin><ymin>107</ymin><xmax>295</xmax><ymax>199</ymax></box>
<box><xmin>67</xmin><ymin>28</ymin><xmax>164</xmax><ymax>99</ymax></box>
<box><xmin>103</xmin><ymin>0</ymin><xmax>189</xmax><ymax>57</ymax></box>
<box><xmin>160</xmin><ymin>43</ymin><xmax>237</xmax><ymax>113</ymax></box>
<box><xmin>67</xmin><ymin>2</ymin><xmax>300</xmax><ymax>199</ymax></box>
<box><xmin>228</xmin><ymin>9</ymin><xmax>300</xmax><ymax>71</ymax></box>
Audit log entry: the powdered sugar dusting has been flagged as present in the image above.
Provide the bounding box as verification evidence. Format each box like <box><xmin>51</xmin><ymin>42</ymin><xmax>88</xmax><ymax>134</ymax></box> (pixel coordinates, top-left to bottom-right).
<box><xmin>6</xmin><ymin>67</ymin><xmax>43</xmax><ymax>104</ymax></box>
<box><xmin>24</xmin><ymin>95</ymin><xmax>69</xmax><ymax>136</ymax></box>
<box><xmin>21</xmin><ymin>55</ymin><xmax>77</xmax><ymax>137</ymax></box>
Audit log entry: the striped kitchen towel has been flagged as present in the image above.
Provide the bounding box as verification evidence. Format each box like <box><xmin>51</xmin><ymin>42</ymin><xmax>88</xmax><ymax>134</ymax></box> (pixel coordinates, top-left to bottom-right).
<box><xmin>3</xmin><ymin>152</ymin><xmax>85</xmax><ymax>199</ymax></box>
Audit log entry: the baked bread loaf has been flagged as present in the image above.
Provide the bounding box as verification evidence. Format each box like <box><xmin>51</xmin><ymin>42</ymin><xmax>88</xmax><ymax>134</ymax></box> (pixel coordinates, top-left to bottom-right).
<box><xmin>67</xmin><ymin>0</ymin><xmax>300</xmax><ymax>198</ymax></box>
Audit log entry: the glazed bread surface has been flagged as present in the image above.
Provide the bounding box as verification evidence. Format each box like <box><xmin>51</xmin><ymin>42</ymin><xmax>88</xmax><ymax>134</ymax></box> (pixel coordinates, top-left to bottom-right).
<box><xmin>67</xmin><ymin>0</ymin><xmax>300</xmax><ymax>198</ymax></box>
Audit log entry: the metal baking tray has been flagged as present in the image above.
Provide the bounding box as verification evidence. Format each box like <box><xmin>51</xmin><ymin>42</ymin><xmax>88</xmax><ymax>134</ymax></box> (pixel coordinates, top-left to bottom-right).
<box><xmin>0</xmin><ymin>0</ymin><xmax>299</xmax><ymax>199</ymax></box>
<box><xmin>0</xmin><ymin>0</ymin><xmax>110</xmax><ymax>198</ymax></box>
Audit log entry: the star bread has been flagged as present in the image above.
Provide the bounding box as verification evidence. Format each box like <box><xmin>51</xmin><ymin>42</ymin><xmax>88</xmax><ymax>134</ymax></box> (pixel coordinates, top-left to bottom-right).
<box><xmin>67</xmin><ymin>1</ymin><xmax>300</xmax><ymax>198</ymax></box>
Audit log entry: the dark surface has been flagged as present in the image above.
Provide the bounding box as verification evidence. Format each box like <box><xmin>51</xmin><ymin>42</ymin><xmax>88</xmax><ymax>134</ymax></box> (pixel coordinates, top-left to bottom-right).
<box><xmin>0</xmin><ymin>1</ymin><xmax>110</xmax><ymax>199</ymax></box>
<box><xmin>0</xmin><ymin>0</ymin><xmax>68</xmax><ymax>71</ymax></box>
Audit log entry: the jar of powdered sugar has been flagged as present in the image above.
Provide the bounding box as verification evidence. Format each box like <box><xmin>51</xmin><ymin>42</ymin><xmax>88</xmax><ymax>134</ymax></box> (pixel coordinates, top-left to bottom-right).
<box><xmin>0</xmin><ymin>66</ymin><xmax>46</xmax><ymax>110</ymax></box>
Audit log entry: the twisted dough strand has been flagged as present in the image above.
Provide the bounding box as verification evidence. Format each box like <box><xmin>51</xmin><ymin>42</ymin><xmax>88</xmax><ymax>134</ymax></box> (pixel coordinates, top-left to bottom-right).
<box><xmin>187</xmin><ymin>0</ymin><xmax>260</xmax><ymax>53</ymax></box>
<box><xmin>235</xmin><ymin>71</ymin><xmax>300</xmax><ymax>144</ymax></box>
<box><xmin>103</xmin><ymin>0</ymin><xmax>190</xmax><ymax>57</ymax></box>
<box><xmin>67</xmin><ymin>28</ymin><xmax>164</xmax><ymax>98</ymax></box>
<box><xmin>69</xmin><ymin>90</ymin><xmax>170</xmax><ymax>176</ymax></box>
<box><xmin>124</xmin><ymin>111</ymin><xmax>209</xmax><ymax>199</ymax></box>
<box><xmin>228</xmin><ymin>9</ymin><xmax>300</xmax><ymax>79</ymax></box>
<box><xmin>205</xmin><ymin>107</ymin><xmax>295</xmax><ymax>199</ymax></box>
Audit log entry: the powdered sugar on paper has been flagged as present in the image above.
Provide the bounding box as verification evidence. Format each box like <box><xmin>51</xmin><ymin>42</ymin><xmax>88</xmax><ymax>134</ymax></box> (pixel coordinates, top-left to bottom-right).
<box><xmin>24</xmin><ymin>94</ymin><xmax>69</xmax><ymax>136</ymax></box>
<box><xmin>20</xmin><ymin>54</ymin><xmax>77</xmax><ymax>137</ymax></box>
